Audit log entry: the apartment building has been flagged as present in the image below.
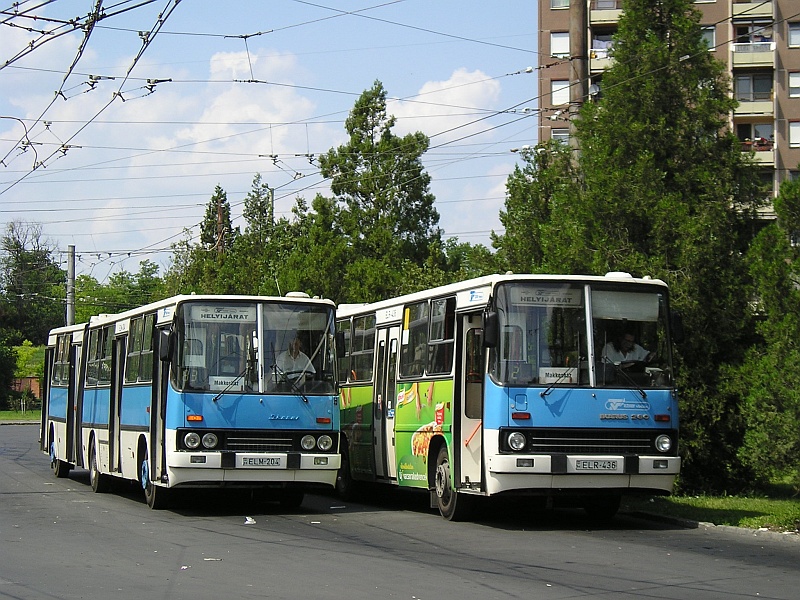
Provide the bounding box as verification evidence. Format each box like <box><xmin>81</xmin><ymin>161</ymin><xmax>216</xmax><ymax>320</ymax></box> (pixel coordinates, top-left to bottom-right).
<box><xmin>538</xmin><ymin>0</ymin><xmax>800</xmax><ymax>205</ymax></box>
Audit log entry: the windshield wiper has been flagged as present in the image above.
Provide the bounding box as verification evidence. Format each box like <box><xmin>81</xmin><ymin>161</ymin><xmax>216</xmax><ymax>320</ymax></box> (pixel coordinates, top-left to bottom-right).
<box><xmin>603</xmin><ymin>357</ymin><xmax>647</xmax><ymax>399</ymax></box>
<box><xmin>540</xmin><ymin>369</ymin><xmax>572</xmax><ymax>398</ymax></box>
<box><xmin>272</xmin><ymin>363</ymin><xmax>309</xmax><ymax>403</ymax></box>
<box><xmin>212</xmin><ymin>367</ymin><xmax>249</xmax><ymax>402</ymax></box>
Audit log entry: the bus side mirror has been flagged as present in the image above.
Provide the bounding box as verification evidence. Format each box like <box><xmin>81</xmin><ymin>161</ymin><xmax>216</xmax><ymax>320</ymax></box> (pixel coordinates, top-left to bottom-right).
<box><xmin>483</xmin><ymin>311</ymin><xmax>498</xmax><ymax>348</ymax></box>
<box><xmin>159</xmin><ymin>329</ymin><xmax>175</xmax><ymax>362</ymax></box>
<box><xmin>671</xmin><ymin>311</ymin><xmax>685</xmax><ymax>344</ymax></box>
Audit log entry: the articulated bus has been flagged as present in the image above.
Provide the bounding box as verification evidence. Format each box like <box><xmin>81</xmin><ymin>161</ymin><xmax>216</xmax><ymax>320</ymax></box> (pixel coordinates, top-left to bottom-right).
<box><xmin>336</xmin><ymin>273</ymin><xmax>682</xmax><ymax>520</ymax></box>
<box><xmin>42</xmin><ymin>294</ymin><xmax>340</xmax><ymax>509</ymax></box>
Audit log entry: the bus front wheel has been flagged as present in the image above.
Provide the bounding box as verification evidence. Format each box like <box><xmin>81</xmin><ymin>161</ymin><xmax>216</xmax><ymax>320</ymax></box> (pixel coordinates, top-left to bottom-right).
<box><xmin>140</xmin><ymin>454</ymin><xmax>170</xmax><ymax>510</ymax></box>
<box><xmin>434</xmin><ymin>445</ymin><xmax>473</xmax><ymax>521</ymax></box>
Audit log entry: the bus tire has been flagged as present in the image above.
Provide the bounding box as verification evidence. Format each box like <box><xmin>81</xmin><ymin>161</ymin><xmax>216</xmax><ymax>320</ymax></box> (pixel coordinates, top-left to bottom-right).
<box><xmin>335</xmin><ymin>443</ymin><xmax>355</xmax><ymax>500</ymax></box>
<box><xmin>583</xmin><ymin>494</ymin><xmax>621</xmax><ymax>521</ymax></box>
<box><xmin>140</xmin><ymin>454</ymin><xmax>170</xmax><ymax>510</ymax></box>
<box><xmin>50</xmin><ymin>439</ymin><xmax>71</xmax><ymax>479</ymax></box>
<box><xmin>434</xmin><ymin>445</ymin><xmax>473</xmax><ymax>521</ymax></box>
<box><xmin>88</xmin><ymin>439</ymin><xmax>109</xmax><ymax>493</ymax></box>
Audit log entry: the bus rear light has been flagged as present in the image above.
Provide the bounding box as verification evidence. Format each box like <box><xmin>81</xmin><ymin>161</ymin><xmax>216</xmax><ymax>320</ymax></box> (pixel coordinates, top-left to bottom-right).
<box><xmin>187</xmin><ymin>414</ymin><xmax>203</xmax><ymax>422</ymax></box>
<box><xmin>654</xmin><ymin>414</ymin><xmax>670</xmax><ymax>422</ymax></box>
<box><xmin>316</xmin><ymin>417</ymin><xmax>331</xmax><ymax>424</ymax></box>
<box><xmin>511</xmin><ymin>412</ymin><xmax>531</xmax><ymax>420</ymax></box>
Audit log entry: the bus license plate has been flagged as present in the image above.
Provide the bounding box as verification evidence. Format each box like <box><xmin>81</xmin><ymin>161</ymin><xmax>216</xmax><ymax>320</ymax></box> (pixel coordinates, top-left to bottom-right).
<box><xmin>575</xmin><ymin>459</ymin><xmax>617</xmax><ymax>471</ymax></box>
<box><xmin>239</xmin><ymin>456</ymin><xmax>284</xmax><ymax>468</ymax></box>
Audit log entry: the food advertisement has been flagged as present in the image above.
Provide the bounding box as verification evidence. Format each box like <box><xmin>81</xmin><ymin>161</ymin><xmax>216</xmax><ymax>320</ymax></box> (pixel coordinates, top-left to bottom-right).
<box><xmin>395</xmin><ymin>379</ymin><xmax>453</xmax><ymax>488</ymax></box>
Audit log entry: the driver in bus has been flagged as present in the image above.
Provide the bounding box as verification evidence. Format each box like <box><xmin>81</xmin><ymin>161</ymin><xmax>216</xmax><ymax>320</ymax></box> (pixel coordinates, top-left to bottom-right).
<box><xmin>277</xmin><ymin>333</ymin><xmax>316</xmax><ymax>380</ymax></box>
<box><xmin>602</xmin><ymin>330</ymin><xmax>655</xmax><ymax>365</ymax></box>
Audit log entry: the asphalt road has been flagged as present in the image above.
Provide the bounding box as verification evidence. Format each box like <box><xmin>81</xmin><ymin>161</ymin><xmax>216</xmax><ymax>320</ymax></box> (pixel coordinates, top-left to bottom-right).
<box><xmin>2</xmin><ymin>423</ymin><xmax>798</xmax><ymax>600</ymax></box>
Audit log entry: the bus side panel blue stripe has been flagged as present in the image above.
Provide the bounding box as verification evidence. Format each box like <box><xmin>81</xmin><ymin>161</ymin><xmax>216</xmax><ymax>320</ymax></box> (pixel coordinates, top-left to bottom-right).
<box><xmin>47</xmin><ymin>386</ymin><xmax>68</xmax><ymax>420</ymax></box>
<box><xmin>120</xmin><ymin>385</ymin><xmax>152</xmax><ymax>428</ymax></box>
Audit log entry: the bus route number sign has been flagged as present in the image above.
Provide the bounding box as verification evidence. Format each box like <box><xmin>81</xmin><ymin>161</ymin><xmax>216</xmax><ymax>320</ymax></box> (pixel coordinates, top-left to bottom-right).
<box><xmin>239</xmin><ymin>456</ymin><xmax>284</xmax><ymax>468</ymax></box>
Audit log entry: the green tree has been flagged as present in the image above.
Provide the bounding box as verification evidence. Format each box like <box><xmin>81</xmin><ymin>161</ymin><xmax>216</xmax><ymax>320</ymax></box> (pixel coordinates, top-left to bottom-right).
<box><xmin>318</xmin><ymin>80</ymin><xmax>442</xmax><ymax>302</ymax></box>
<box><xmin>496</xmin><ymin>0</ymin><xmax>764</xmax><ymax>491</ymax></box>
<box><xmin>0</xmin><ymin>221</ymin><xmax>65</xmax><ymax>344</ymax></box>
<box><xmin>200</xmin><ymin>185</ymin><xmax>238</xmax><ymax>253</ymax></box>
<box><xmin>75</xmin><ymin>260</ymin><xmax>165</xmax><ymax>322</ymax></box>
<box><xmin>725</xmin><ymin>174</ymin><xmax>800</xmax><ymax>489</ymax></box>
<box><xmin>492</xmin><ymin>141</ymin><xmax>580</xmax><ymax>273</ymax></box>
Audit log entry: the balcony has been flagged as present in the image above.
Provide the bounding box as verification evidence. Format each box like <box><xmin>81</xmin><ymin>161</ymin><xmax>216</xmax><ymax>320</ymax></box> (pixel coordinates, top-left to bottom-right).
<box><xmin>733</xmin><ymin>1</ymin><xmax>773</xmax><ymax>20</ymax></box>
<box><xmin>589</xmin><ymin>47</ymin><xmax>614</xmax><ymax>73</ymax></box>
<box><xmin>590</xmin><ymin>0</ymin><xmax>622</xmax><ymax>25</ymax></box>
<box><xmin>740</xmin><ymin>138</ymin><xmax>775</xmax><ymax>165</ymax></box>
<box><xmin>732</xmin><ymin>42</ymin><xmax>775</xmax><ymax>67</ymax></box>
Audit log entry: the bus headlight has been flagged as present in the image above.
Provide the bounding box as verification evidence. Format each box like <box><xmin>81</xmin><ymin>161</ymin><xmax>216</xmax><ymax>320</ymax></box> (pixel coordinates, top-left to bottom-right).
<box><xmin>655</xmin><ymin>434</ymin><xmax>672</xmax><ymax>453</ymax></box>
<box><xmin>202</xmin><ymin>433</ymin><xmax>219</xmax><ymax>449</ymax></box>
<box><xmin>184</xmin><ymin>432</ymin><xmax>201</xmax><ymax>449</ymax></box>
<box><xmin>317</xmin><ymin>435</ymin><xmax>333</xmax><ymax>451</ymax></box>
<box><xmin>301</xmin><ymin>435</ymin><xmax>317</xmax><ymax>450</ymax></box>
<box><xmin>508</xmin><ymin>431</ymin><xmax>526</xmax><ymax>451</ymax></box>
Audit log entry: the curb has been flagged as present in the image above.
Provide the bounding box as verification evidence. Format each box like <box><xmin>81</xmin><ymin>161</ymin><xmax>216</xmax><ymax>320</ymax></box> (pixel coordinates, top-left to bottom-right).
<box><xmin>628</xmin><ymin>510</ymin><xmax>800</xmax><ymax>542</ymax></box>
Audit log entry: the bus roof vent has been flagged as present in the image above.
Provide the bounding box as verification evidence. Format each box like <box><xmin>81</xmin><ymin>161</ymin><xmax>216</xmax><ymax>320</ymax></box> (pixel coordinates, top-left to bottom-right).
<box><xmin>605</xmin><ymin>271</ymin><xmax>633</xmax><ymax>279</ymax></box>
<box><xmin>285</xmin><ymin>291</ymin><xmax>311</xmax><ymax>298</ymax></box>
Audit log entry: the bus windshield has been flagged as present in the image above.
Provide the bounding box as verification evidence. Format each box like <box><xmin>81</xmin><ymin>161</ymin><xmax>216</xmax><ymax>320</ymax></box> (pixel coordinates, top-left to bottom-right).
<box><xmin>490</xmin><ymin>281</ymin><xmax>674</xmax><ymax>389</ymax></box>
<box><xmin>173</xmin><ymin>300</ymin><xmax>336</xmax><ymax>395</ymax></box>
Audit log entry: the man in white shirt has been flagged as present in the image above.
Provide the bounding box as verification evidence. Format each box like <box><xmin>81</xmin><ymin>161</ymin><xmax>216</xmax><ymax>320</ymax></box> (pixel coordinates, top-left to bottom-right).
<box><xmin>602</xmin><ymin>331</ymin><xmax>654</xmax><ymax>364</ymax></box>
<box><xmin>277</xmin><ymin>334</ymin><xmax>316</xmax><ymax>379</ymax></box>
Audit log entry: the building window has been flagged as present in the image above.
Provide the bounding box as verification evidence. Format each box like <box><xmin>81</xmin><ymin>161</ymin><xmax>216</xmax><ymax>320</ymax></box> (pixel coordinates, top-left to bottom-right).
<box><xmin>737</xmin><ymin>123</ymin><xmax>774</xmax><ymax>150</ymax></box>
<box><xmin>789</xmin><ymin>23</ymin><xmax>800</xmax><ymax>48</ymax></box>
<box><xmin>551</xmin><ymin>80</ymin><xmax>570</xmax><ymax>106</ymax></box>
<box><xmin>735</xmin><ymin>22</ymin><xmax>772</xmax><ymax>44</ymax></box>
<box><xmin>734</xmin><ymin>73</ymin><xmax>773</xmax><ymax>101</ymax></box>
<box><xmin>551</xmin><ymin>129</ymin><xmax>569</xmax><ymax>145</ymax></box>
<box><xmin>790</xmin><ymin>73</ymin><xmax>800</xmax><ymax>98</ymax></box>
<box><xmin>700</xmin><ymin>26</ymin><xmax>715</xmax><ymax>50</ymax></box>
<box><xmin>790</xmin><ymin>122</ymin><xmax>800</xmax><ymax>148</ymax></box>
<box><xmin>550</xmin><ymin>0</ymin><xmax>569</xmax><ymax>8</ymax></box>
<box><xmin>550</xmin><ymin>32</ymin><xmax>569</xmax><ymax>58</ymax></box>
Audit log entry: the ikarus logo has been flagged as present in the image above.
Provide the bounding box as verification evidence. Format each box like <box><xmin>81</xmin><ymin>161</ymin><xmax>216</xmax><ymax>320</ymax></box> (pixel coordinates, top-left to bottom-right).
<box><xmin>605</xmin><ymin>399</ymin><xmax>651</xmax><ymax>411</ymax></box>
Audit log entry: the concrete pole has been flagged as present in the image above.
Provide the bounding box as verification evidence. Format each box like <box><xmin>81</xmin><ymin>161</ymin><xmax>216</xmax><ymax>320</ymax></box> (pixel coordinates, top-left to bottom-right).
<box><xmin>569</xmin><ymin>0</ymin><xmax>589</xmax><ymax>155</ymax></box>
<box><xmin>66</xmin><ymin>245</ymin><xmax>75</xmax><ymax>325</ymax></box>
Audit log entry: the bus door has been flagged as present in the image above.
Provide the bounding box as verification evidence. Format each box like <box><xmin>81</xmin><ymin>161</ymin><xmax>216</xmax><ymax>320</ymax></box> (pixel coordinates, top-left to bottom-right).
<box><xmin>372</xmin><ymin>326</ymin><xmax>400</xmax><ymax>480</ymax></box>
<box><xmin>150</xmin><ymin>328</ymin><xmax>169</xmax><ymax>487</ymax></box>
<box><xmin>458</xmin><ymin>313</ymin><xmax>484</xmax><ymax>489</ymax></box>
<box><xmin>373</xmin><ymin>328</ymin><xmax>388</xmax><ymax>478</ymax></box>
<box><xmin>64</xmin><ymin>341</ymin><xmax>78</xmax><ymax>465</ymax></box>
<box><xmin>384</xmin><ymin>328</ymin><xmax>399</xmax><ymax>480</ymax></box>
<box><xmin>109</xmin><ymin>336</ymin><xmax>126</xmax><ymax>474</ymax></box>
<box><xmin>69</xmin><ymin>337</ymin><xmax>87</xmax><ymax>468</ymax></box>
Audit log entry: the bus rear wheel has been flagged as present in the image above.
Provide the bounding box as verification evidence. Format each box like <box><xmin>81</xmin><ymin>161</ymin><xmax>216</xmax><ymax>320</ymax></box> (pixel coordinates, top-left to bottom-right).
<box><xmin>50</xmin><ymin>440</ymin><xmax>71</xmax><ymax>479</ymax></box>
<box><xmin>434</xmin><ymin>445</ymin><xmax>473</xmax><ymax>521</ymax></box>
<box><xmin>89</xmin><ymin>440</ymin><xmax>109</xmax><ymax>493</ymax></box>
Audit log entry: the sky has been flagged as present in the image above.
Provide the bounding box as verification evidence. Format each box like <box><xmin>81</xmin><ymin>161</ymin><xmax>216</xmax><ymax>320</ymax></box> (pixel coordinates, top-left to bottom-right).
<box><xmin>1</xmin><ymin>0</ymin><xmax>540</xmax><ymax>281</ymax></box>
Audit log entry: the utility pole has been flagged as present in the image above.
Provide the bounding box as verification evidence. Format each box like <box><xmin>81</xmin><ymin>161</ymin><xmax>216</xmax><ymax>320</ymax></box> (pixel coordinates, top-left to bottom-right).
<box><xmin>66</xmin><ymin>245</ymin><xmax>75</xmax><ymax>325</ymax></box>
<box><xmin>569</xmin><ymin>0</ymin><xmax>589</xmax><ymax>157</ymax></box>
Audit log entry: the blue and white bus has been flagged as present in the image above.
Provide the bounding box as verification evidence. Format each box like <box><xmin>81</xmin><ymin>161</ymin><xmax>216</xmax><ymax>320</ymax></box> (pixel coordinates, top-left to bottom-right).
<box><xmin>336</xmin><ymin>273</ymin><xmax>682</xmax><ymax>520</ymax></box>
<box><xmin>42</xmin><ymin>294</ymin><xmax>340</xmax><ymax>509</ymax></box>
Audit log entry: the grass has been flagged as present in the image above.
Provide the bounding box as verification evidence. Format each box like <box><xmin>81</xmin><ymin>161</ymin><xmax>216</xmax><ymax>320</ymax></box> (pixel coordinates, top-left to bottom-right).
<box><xmin>624</xmin><ymin>492</ymin><xmax>800</xmax><ymax>532</ymax></box>
<box><xmin>2</xmin><ymin>409</ymin><xmax>797</xmax><ymax>532</ymax></box>
<box><xmin>0</xmin><ymin>409</ymin><xmax>41</xmax><ymax>421</ymax></box>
